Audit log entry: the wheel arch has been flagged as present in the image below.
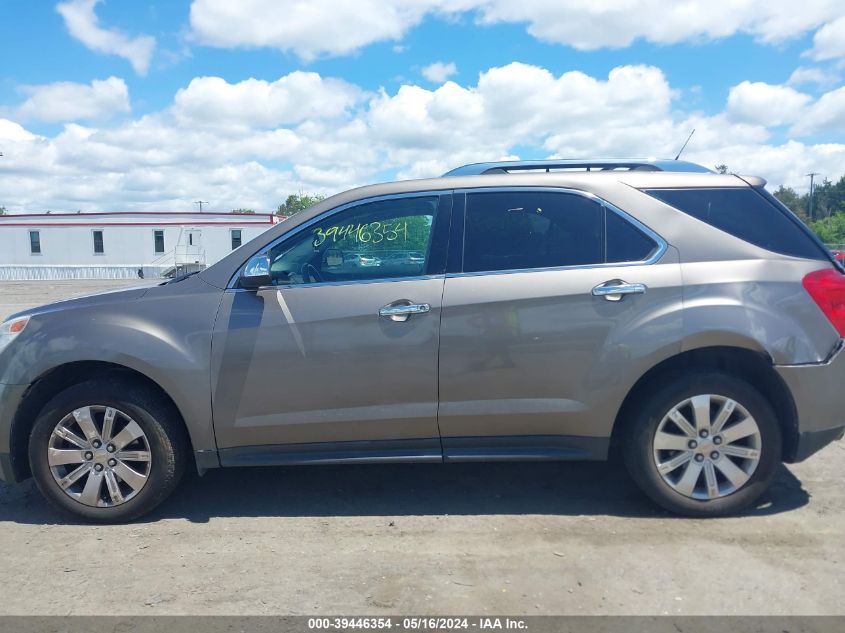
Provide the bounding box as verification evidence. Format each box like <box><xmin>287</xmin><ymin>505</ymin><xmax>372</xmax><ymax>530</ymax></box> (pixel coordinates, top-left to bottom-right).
<box><xmin>9</xmin><ymin>360</ymin><xmax>195</xmax><ymax>482</ymax></box>
<box><xmin>610</xmin><ymin>346</ymin><xmax>799</xmax><ymax>461</ymax></box>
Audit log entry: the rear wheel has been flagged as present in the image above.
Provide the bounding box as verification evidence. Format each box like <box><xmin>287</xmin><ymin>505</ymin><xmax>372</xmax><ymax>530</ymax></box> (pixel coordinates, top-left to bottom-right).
<box><xmin>624</xmin><ymin>372</ymin><xmax>782</xmax><ymax>517</ymax></box>
<box><xmin>29</xmin><ymin>380</ymin><xmax>188</xmax><ymax>523</ymax></box>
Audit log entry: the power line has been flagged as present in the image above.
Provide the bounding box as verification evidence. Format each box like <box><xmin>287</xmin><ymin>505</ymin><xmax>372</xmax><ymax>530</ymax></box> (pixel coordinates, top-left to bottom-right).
<box><xmin>194</xmin><ymin>200</ymin><xmax>209</xmax><ymax>212</ymax></box>
<box><xmin>807</xmin><ymin>173</ymin><xmax>820</xmax><ymax>220</ymax></box>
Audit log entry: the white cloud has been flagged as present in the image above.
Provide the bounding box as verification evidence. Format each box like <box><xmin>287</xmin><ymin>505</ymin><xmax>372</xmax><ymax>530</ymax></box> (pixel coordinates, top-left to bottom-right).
<box><xmin>188</xmin><ymin>0</ymin><xmax>845</xmax><ymax>59</ymax></box>
<box><xmin>422</xmin><ymin>62</ymin><xmax>458</xmax><ymax>83</ymax></box>
<box><xmin>726</xmin><ymin>81</ymin><xmax>812</xmax><ymax>127</ymax></box>
<box><xmin>188</xmin><ymin>0</ymin><xmax>461</xmax><ymax>61</ymax></box>
<box><xmin>172</xmin><ymin>72</ymin><xmax>363</xmax><ymax>128</ymax></box>
<box><xmin>787</xmin><ymin>66</ymin><xmax>840</xmax><ymax>88</ymax></box>
<box><xmin>16</xmin><ymin>77</ymin><xmax>130</xmax><ymax>123</ymax></box>
<box><xmin>793</xmin><ymin>87</ymin><xmax>845</xmax><ymax>135</ymax></box>
<box><xmin>475</xmin><ymin>0</ymin><xmax>844</xmax><ymax>49</ymax></box>
<box><xmin>807</xmin><ymin>15</ymin><xmax>845</xmax><ymax>61</ymax></box>
<box><xmin>0</xmin><ymin>119</ymin><xmax>38</xmax><ymax>142</ymax></box>
<box><xmin>0</xmin><ymin>64</ymin><xmax>844</xmax><ymax>214</ymax></box>
<box><xmin>56</xmin><ymin>0</ymin><xmax>156</xmax><ymax>75</ymax></box>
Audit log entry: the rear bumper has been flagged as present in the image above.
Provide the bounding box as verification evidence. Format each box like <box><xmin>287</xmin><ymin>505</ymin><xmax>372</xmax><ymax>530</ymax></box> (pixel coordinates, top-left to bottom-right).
<box><xmin>776</xmin><ymin>342</ymin><xmax>845</xmax><ymax>462</ymax></box>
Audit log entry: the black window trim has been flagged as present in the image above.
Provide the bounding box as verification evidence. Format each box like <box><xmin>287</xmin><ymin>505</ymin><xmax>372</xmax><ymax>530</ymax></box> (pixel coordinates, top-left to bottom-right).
<box><xmin>227</xmin><ymin>191</ymin><xmax>453</xmax><ymax>290</ymax></box>
<box><xmin>448</xmin><ymin>186</ymin><xmax>667</xmax><ymax>278</ymax></box>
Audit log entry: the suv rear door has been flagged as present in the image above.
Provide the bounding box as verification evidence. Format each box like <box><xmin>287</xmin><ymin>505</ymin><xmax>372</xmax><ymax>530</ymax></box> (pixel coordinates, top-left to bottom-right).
<box><xmin>437</xmin><ymin>188</ymin><xmax>683</xmax><ymax>460</ymax></box>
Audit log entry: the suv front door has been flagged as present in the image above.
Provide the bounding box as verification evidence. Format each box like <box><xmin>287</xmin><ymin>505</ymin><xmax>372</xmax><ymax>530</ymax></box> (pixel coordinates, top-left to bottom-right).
<box><xmin>211</xmin><ymin>193</ymin><xmax>451</xmax><ymax>464</ymax></box>
<box><xmin>437</xmin><ymin>188</ymin><xmax>683</xmax><ymax>460</ymax></box>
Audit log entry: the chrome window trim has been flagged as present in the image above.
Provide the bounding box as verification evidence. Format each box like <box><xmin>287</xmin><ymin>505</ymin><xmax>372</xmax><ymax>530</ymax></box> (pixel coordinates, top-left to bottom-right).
<box><xmin>228</xmin><ymin>273</ymin><xmax>446</xmax><ymax>293</ymax></box>
<box><xmin>451</xmin><ymin>186</ymin><xmax>667</xmax><ymax>278</ymax></box>
<box><xmin>226</xmin><ymin>190</ymin><xmax>448</xmax><ymax>290</ymax></box>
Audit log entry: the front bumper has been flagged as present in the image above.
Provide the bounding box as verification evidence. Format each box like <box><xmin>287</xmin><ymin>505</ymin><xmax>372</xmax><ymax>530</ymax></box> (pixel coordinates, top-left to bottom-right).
<box><xmin>0</xmin><ymin>382</ymin><xmax>28</xmax><ymax>483</ymax></box>
<box><xmin>776</xmin><ymin>342</ymin><xmax>845</xmax><ymax>462</ymax></box>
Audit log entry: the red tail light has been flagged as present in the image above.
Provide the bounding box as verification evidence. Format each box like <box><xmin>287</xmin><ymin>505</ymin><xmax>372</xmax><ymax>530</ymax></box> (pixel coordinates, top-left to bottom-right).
<box><xmin>802</xmin><ymin>268</ymin><xmax>845</xmax><ymax>337</ymax></box>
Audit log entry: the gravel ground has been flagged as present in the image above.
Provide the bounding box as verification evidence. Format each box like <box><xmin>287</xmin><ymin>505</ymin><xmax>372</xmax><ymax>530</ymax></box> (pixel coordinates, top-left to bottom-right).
<box><xmin>0</xmin><ymin>280</ymin><xmax>843</xmax><ymax>616</ymax></box>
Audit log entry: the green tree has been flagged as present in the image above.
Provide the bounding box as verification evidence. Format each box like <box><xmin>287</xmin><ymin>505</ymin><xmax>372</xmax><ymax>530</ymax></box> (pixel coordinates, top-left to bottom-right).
<box><xmin>0</xmin><ymin>206</ymin><xmax>7</xmax><ymax>215</ymax></box>
<box><xmin>714</xmin><ymin>164</ymin><xmax>729</xmax><ymax>174</ymax></box>
<box><xmin>809</xmin><ymin>214</ymin><xmax>845</xmax><ymax>246</ymax></box>
<box><xmin>276</xmin><ymin>193</ymin><xmax>325</xmax><ymax>217</ymax></box>
<box><xmin>770</xmin><ymin>174</ymin><xmax>845</xmax><ymax>244</ymax></box>
<box><xmin>773</xmin><ymin>186</ymin><xmax>808</xmax><ymax>221</ymax></box>
<box><xmin>231</xmin><ymin>208</ymin><xmax>256</xmax><ymax>214</ymax></box>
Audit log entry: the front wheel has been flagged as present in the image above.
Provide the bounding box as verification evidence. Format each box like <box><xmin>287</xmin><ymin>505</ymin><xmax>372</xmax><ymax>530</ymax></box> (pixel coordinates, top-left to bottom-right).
<box><xmin>29</xmin><ymin>379</ymin><xmax>188</xmax><ymax>523</ymax></box>
<box><xmin>624</xmin><ymin>372</ymin><xmax>782</xmax><ymax>517</ymax></box>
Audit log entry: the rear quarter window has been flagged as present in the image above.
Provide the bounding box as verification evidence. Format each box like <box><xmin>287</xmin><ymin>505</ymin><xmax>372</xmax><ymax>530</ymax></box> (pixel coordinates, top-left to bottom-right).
<box><xmin>643</xmin><ymin>187</ymin><xmax>827</xmax><ymax>260</ymax></box>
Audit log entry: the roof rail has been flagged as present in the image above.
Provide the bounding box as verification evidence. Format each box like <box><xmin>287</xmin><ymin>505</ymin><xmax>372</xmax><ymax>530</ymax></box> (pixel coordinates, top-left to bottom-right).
<box><xmin>442</xmin><ymin>159</ymin><xmax>712</xmax><ymax>177</ymax></box>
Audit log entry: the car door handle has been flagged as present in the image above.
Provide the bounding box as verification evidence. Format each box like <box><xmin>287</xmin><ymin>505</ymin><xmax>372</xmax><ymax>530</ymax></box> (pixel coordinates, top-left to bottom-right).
<box><xmin>592</xmin><ymin>281</ymin><xmax>647</xmax><ymax>302</ymax></box>
<box><xmin>379</xmin><ymin>301</ymin><xmax>431</xmax><ymax>322</ymax></box>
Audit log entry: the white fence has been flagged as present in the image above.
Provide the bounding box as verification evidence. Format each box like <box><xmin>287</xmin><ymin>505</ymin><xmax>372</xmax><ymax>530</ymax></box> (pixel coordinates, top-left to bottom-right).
<box><xmin>0</xmin><ymin>265</ymin><xmax>169</xmax><ymax>281</ymax></box>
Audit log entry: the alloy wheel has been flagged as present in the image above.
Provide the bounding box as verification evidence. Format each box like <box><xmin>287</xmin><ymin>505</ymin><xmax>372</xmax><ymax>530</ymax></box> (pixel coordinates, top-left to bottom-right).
<box><xmin>652</xmin><ymin>394</ymin><xmax>762</xmax><ymax>500</ymax></box>
<box><xmin>47</xmin><ymin>405</ymin><xmax>152</xmax><ymax>507</ymax></box>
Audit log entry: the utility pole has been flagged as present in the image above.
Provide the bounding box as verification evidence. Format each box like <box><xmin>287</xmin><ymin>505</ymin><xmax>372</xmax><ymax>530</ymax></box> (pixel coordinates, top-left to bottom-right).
<box><xmin>194</xmin><ymin>200</ymin><xmax>209</xmax><ymax>213</ymax></box>
<box><xmin>807</xmin><ymin>173</ymin><xmax>820</xmax><ymax>220</ymax></box>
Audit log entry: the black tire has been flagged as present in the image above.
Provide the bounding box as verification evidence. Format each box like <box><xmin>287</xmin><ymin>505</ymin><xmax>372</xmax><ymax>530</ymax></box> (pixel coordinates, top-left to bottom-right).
<box><xmin>623</xmin><ymin>372</ymin><xmax>782</xmax><ymax>517</ymax></box>
<box><xmin>28</xmin><ymin>379</ymin><xmax>188</xmax><ymax>523</ymax></box>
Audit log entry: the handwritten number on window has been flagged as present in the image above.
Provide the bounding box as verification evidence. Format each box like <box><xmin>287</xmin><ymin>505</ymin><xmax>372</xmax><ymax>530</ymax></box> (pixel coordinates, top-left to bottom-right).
<box><xmin>313</xmin><ymin>221</ymin><xmax>409</xmax><ymax>248</ymax></box>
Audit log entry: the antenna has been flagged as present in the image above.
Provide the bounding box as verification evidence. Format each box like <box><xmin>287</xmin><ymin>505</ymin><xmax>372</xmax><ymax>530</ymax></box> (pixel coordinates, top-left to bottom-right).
<box><xmin>674</xmin><ymin>129</ymin><xmax>695</xmax><ymax>160</ymax></box>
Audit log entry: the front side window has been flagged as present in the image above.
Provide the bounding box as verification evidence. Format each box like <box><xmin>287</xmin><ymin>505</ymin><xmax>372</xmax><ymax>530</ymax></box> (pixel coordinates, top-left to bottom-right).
<box><xmin>153</xmin><ymin>230</ymin><xmax>165</xmax><ymax>254</ymax></box>
<box><xmin>92</xmin><ymin>230</ymin><xmax>104</xmax><ymax>254</ymax></box>
<box><xmin>231</xmin><ymin>229</ymin><xmax>243</xmax><ymax>250</ymax></box>
<box><xmin>463</xmin><ymin>191</ymin><xmax>659</xmax><ymax>273</ymax></box>
<box><xmin>29</xmin><ymin>230</ymin><xmax>41</xmax><ymax>255</ymax></box>
<box><xmin>266</xmin><ymin>196</ymin><xmax>438</xmax><ymax>286</ymax></box>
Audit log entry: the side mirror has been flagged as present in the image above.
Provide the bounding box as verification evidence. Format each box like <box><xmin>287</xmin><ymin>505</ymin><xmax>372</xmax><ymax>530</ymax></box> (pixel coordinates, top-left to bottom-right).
<box><xmin>240</xmin><ymin>254</ymin><xmax>272</xmax><ymax>290</ymax></box>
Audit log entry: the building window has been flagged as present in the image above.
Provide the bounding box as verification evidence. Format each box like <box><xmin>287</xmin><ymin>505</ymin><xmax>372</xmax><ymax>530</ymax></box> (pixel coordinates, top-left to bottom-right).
<box><xmin>29</xmin><ymin>230</ymin><xmax>41</xmax><ymax>255</ymax></box>
<box><xmin>231</xmin><ymin>229</ymin><xmax>243</xmax><ymax>250</ymax></box>
<box><xmin>153</xmin><ymin>230</ymin><xmax>165</xmax><ymax>254</ymax></box>
<box><xmin>92</xmin><ymin>229</ymin><xmax>104</xmax><ymax>254</ymax></box>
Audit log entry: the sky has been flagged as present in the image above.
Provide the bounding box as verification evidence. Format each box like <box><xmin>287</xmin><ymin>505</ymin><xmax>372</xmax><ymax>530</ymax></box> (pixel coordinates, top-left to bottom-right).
<box><xmin>1</xmin><ymin>1</ymin><xmax>845</xmax><ymax>214</ymax></box>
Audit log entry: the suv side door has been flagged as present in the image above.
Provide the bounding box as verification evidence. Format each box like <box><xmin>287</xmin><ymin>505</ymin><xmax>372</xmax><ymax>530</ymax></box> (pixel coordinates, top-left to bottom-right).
<box><xmin>211</xmin><ymin>192</ymin><xmax>452</xmax><ymax>464</ymax></box>
<box><xmin>438</xmin><ymin>188</ymin><xmax>683</xmax><ymax>460</ymax></box>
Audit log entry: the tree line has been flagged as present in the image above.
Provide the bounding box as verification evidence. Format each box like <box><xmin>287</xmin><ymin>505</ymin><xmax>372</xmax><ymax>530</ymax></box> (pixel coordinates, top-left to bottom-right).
<box><xmin>231</xmin><ymin>193</ymin><xmax>326</xmax><ymax>217</ymax></box>
<box><xmin>772</xmin><ymin>175</ymin><xmax>845</xmax><ymax>245</ymax></box>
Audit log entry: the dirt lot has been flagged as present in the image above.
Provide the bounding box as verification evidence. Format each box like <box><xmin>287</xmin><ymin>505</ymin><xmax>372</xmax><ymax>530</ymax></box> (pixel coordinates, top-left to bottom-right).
<box><xmin>0</xmin><ymin>279</ymin><xmax>843</xmax><ymax>616</ymax></box>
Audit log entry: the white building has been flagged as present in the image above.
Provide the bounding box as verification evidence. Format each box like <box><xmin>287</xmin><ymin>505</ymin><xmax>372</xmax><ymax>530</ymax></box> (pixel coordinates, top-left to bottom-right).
<box><xmin>0</xmin><ymin>211</ymin><xmax>280</xmax><ymax>280</ymax></box>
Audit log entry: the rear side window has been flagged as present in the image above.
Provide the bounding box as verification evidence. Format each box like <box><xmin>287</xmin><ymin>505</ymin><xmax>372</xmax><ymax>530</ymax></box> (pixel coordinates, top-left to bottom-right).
<box><xmin>644</xmin><ymin>187</ymin><xmax>826</xmax><ymax>260</ymax></box>
<box><xmin>606</xmin><ymin>210</ymin><xmax>658</xmax><ymax>263</ymax></box>
<box><xmin>463</xmin><ymin>191</ymin><xmax>659</xmax><ymax>273</ymax></box>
